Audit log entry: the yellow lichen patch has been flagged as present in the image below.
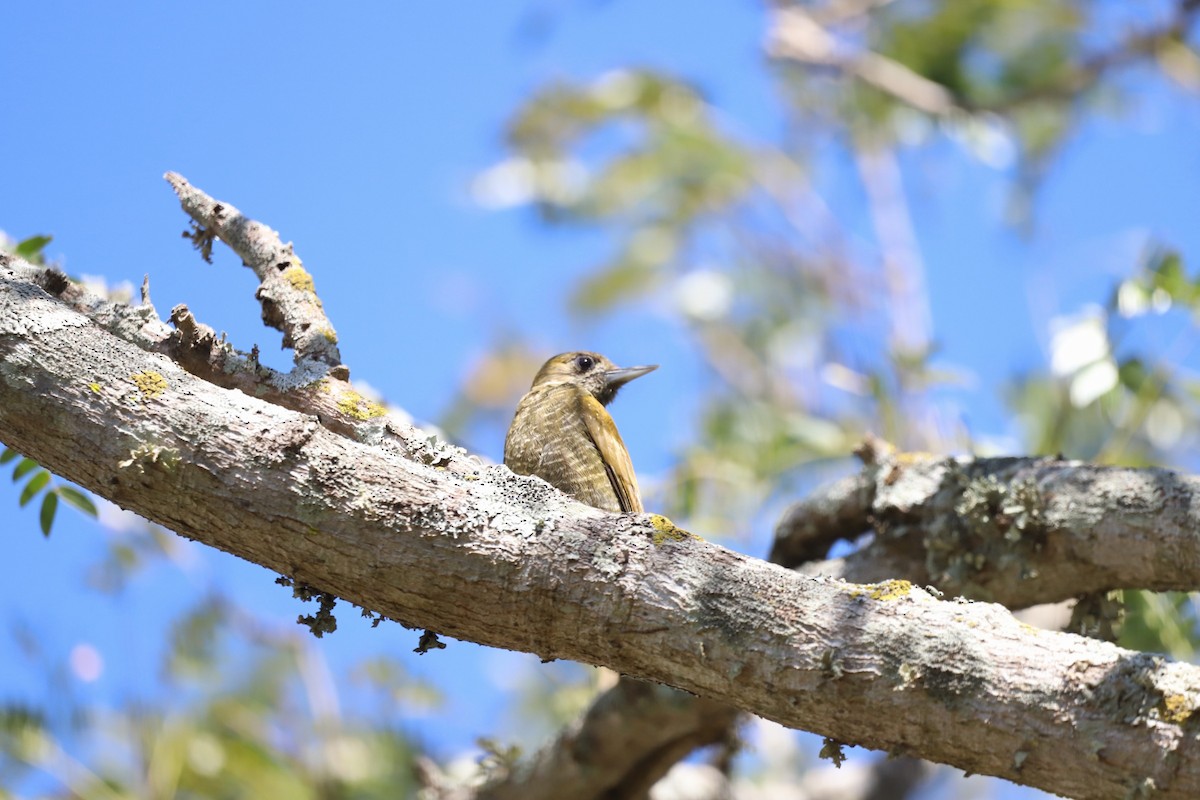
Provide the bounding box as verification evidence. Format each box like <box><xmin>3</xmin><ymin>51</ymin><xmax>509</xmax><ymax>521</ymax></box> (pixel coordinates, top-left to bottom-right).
<box><xmin>318</xmin><ymin>325</ymin><xmax>338</xmax><ymax>343</ymax></box>
<box><xmin>1160</xmin><ymin>694</ymin><xmax>1196</xmax><ymax>725</ymax></box>
<box><xmin>88</xmin><ymin>382</ymin><xmax>101</xmax><ymax>393</ymax></box>
<box><xmin>281</xmin><ymin>265</ymin><xmax>315</xmax><ymax>293</ymax></box>
<box><xmin>871</xmin><ymin>579</ymin><xmax>914</xmax><ymax>601</ymax></box>
<box><xmin>131</xmin><ymin>371</ymin><xmax>168</xmax><ymax>399</ymax></box>
<box><xmin>850</xmin><ymin>579</ymin><xmax>914</xmax><ymax>602</ymax></box>
<box><xmin>895</xmin><ymin>451</ymin><xmax>936</xmax><ymax>465</ymax></box>
<box><xmin>648</xmin><ymin>514</ymin><xmax>699</xmax><ymax>546</ymax></box>
<box><xmin>336</xmin><ymin>389</ymin><xmax>387</xmax><ymax>421</ymax></box>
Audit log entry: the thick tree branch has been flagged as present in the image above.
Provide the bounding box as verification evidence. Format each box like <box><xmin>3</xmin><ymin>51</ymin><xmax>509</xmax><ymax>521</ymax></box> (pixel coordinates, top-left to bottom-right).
<box><xmin>775</xmin><ymin>446</ymin><xmax>1200</xmax><ymax>609</ymax></box>
<box><xmin>3</xmin><ymin>257</ymin><xmax>1200</xmax><ymax>798</ymax></box>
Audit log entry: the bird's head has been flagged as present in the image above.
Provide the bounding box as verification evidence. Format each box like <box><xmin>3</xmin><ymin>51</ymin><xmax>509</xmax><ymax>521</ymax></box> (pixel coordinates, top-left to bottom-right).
<box><xmin>531</xmin><ymin>351</ymin><xmax>658</xmax><ymax>406</ymax></box>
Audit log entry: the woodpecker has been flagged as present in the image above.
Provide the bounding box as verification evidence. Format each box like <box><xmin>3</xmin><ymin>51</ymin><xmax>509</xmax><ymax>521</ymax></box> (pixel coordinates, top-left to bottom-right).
<box><xmin>504</xmin><ymin>352</ymin><xmax>657</xmax><ymax>513</ymax></box>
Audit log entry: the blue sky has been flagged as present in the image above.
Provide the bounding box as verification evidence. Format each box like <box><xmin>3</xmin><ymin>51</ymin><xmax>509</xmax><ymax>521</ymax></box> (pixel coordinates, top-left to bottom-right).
<box><xmin>2</xmin><ymin>2</ymin><xmax>1199</xmax><ymax>795</ymax></box>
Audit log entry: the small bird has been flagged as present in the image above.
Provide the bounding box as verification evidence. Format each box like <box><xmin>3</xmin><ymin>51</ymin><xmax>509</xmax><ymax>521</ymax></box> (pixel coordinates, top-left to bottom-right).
<box><xmin>505</xmin><ymin>352</ymin><xmax>657</xmax><ymax>513</ymax></box>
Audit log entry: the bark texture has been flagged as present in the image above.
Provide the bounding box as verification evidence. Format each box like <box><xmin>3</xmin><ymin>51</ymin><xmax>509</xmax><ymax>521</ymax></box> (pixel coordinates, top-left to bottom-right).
<box><xmin>775</xmin><ymin>447</ymin><xmax>1200</xmax><ymax>608</ymax></box>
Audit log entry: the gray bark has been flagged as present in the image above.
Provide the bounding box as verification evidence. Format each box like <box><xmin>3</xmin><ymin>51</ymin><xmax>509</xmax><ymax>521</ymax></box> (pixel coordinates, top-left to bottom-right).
<box><xmin>777</xmin><ymin>447</ymin><xmax>1200</xmax><ymax>608</ymax></box>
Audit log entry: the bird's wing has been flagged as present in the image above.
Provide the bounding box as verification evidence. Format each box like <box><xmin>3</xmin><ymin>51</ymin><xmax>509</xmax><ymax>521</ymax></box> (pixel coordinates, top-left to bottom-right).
<box><xmin>580</xmin><ymin>393</ymin><xmax>643</xmax><ymax>513</ymax></box>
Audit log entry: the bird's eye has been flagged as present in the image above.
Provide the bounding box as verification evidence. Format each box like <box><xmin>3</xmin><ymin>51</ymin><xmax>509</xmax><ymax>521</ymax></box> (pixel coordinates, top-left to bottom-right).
<box><xmin>574</xmin><ymin>355</ymin><xmax>595</xmax><ymax>372</ymax></box>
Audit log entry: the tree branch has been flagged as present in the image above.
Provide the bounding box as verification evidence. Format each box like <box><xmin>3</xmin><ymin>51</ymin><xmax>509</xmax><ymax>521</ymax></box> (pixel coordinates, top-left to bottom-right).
<box><xmin>3</xmin><ymin>253</ymin><xmax>1200</xmax><ymax>798</ymax></box>
<box><xmin>775</xmin><ymin>446</ymin><xmax>1200</xmax><ymax>609</ymax></box>
<box><xmin>765</xmin><ymin>7</ymin><xmax>958</xmax><ymax>116</ymax></box>
<box><xmin>475</xmin><ymin>679</ymin><xmax>737</xmax><ymax>800</ymax></box>
<box><xmin>766</xmin><ymin>2</ymin><xmax>1200</xmax><ymax>118</ymax></box>
<box><xmin>165</xmin><ymin>172</ymin><xmax>345</xmax><ymax>377</ymax></box>
<box><xmin>17</xmin><ymin>178</ymin><xmax>480</xmax><ymax>480</ymax></box>
<box><xmin>770</xmin><ymin>471</ymin><xmax>873</xmax><ymax>567</ymax></box>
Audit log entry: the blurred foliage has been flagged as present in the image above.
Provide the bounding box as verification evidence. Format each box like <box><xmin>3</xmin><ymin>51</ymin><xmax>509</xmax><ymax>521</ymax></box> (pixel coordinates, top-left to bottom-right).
<box><xmin>778</xmin><ymin>0</ymin><xmax>1200</xmax><ymax>212</ymax></box>
<box><xmin>0</xmin><ymin>589</ymin><xmax>436</xmax><ymax>799</ymax></box>
<box><xmin>1008</xmin><ymin>247</ymin><xmax>1200</xmax><ymax>466</ymax></box>
<box><xmin>440</xmin><ymin>341</ymin><xmax>547</xmax><ymax>442</ymax></box>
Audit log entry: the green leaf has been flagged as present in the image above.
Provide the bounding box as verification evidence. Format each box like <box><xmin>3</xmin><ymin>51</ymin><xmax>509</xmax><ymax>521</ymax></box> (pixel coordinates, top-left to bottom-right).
<box><xmin>1146</xmin><ymin>248</ymin><xmax>1200</xmax><ymax>306</ymax></box>
<box><xmin>570</xmin><ymin>258</ymin><xmax>659</xmax><ymax>314</ymax></box>
<box><xmin>1118</xmin><ymin>358</ymin><xmax>1149</xmax><ymax>392</ymax></box>
<box><xmin>12</xmin><ymin>458</ymin><xmax>39</xmax><ymax>481</ymax></box>
<box><xmin>14</xmin><ymin>235</ymin><xmax>52</xmax><ymax>260</ymax></box>
<box><xmin>1119</xmin><ymin>590</ymin><xmax>1197</xmax><ymax>660</ymax></box>
<box><xmin>39</xmin><ymin>492</ymin><xmax>58</xmax><ymax>537</ymax></box>
<box><xmin>57</xmin><ymin>486</ymin><xmax>98</xmax><ymax>518</ymax></box>
<box><xmin>19</xmin><ymin>471</ymin><xmax>51</xmax><ymax>507</ymax></box>
<box><xmin>0</xmin><ymin>448</ymin><xmax>18</xmax><ymax>465</ymax></box>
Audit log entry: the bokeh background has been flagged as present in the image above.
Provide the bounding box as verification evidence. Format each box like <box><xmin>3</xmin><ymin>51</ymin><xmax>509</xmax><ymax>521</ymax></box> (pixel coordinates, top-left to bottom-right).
<box><xmin>3</xmin><ymin>2</ymin><xmax>1200</xmax><ymax>797</ymax></box>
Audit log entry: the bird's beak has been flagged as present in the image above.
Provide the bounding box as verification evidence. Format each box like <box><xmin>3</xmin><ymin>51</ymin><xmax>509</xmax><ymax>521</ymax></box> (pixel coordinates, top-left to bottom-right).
<box><xmin>604</xmin><ymin>364</ymin><xmax>658</xmax><ymax>389</ymax></box>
